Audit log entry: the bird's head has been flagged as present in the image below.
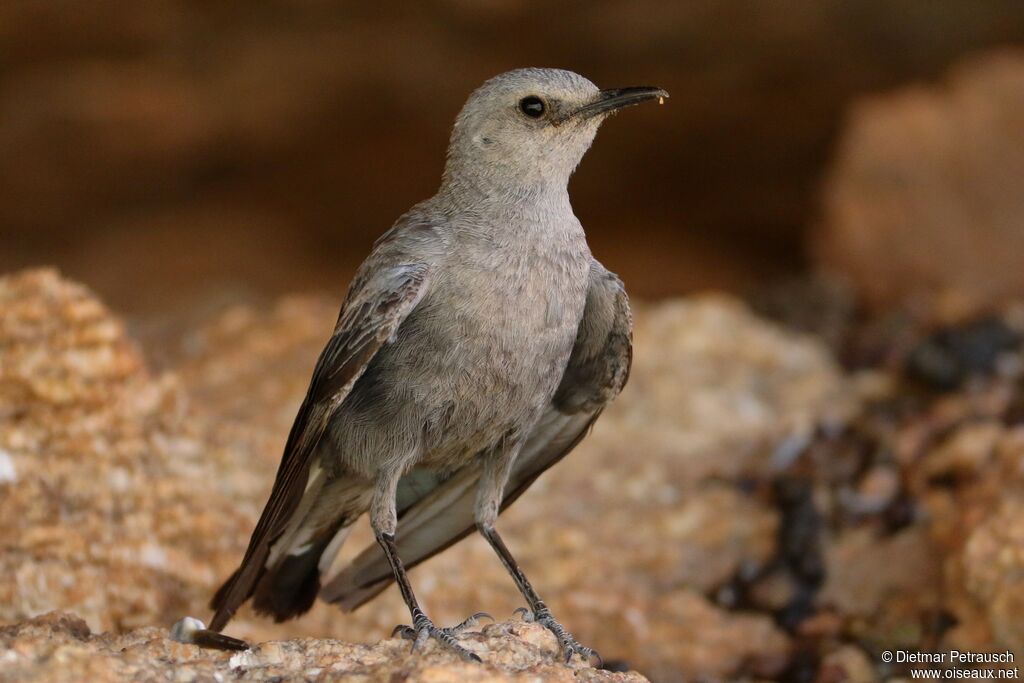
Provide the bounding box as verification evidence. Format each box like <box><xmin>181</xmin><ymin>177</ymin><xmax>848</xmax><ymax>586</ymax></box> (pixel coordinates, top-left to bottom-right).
<box><xmin>442</xmin><ymin>68</ymin><xmax>668</xmax><ymax>200</ymax></box>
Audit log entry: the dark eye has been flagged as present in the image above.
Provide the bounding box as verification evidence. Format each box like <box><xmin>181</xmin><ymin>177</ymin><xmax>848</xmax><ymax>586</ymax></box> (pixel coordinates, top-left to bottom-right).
<box><xmin>519</xmin><ymin>96</ymin><xmax>545</xmax><ymax>118</ymax></box>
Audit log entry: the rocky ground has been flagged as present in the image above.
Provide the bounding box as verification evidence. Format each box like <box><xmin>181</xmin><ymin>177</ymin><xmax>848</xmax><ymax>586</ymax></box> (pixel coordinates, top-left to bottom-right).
<box><xmin>1</xmin><ymin>612</ymin><xmax>641</xmax><ymax>682</ymax></box>
<box><xmin>1</xmin><ymin>269</ymin><xmax>847</xmax><ymax>681</ymax></box>
<box><xmin>4</xmin><ymin>263</ymin><xmax>1024</xmax><ymax>682</ymax></box>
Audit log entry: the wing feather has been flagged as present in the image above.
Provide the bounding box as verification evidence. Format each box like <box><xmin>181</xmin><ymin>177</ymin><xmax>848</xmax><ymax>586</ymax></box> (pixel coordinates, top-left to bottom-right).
<box><xmin>320</xmin><ymin>261</ymin><xmax>632</xmax><ymax>611</ymax></box>
<box><xmin>209</xmin><ymin>252</ymin><xmax>432</xmax><ymax>631</ymax></box>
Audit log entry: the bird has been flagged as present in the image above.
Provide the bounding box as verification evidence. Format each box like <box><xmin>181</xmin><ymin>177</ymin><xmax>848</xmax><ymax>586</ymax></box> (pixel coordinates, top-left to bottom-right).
<box><xmin>208</xmin><ymin>67</ymin><xmax>667</xmax><ymax>665</ymax></box>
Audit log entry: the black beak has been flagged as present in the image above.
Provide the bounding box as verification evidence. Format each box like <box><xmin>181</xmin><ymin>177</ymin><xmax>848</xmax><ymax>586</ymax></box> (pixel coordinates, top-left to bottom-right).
<box><xmin>569</xmin><ymin>86</ymin><xmax>669</xmax><ymax>121</ymax></box>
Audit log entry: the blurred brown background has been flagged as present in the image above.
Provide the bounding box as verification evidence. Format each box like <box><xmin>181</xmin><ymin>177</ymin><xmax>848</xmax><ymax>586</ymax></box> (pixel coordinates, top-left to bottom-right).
<box><xmin>3</xmin><ymin>0</ymin><xmax>1024</xmax><ymax>318</ymax></box>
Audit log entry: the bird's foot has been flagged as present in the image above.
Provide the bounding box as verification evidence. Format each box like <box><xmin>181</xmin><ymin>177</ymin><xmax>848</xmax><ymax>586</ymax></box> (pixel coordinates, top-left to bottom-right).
<box><xmin>391</xmin><ymin>612</ymin><xmax>491</xmax><ymax>662</ymax></box>
<box><xmin>514</xmin><ymin>607</ymin><xmax>602</xmax><ymax>667</ymax></box>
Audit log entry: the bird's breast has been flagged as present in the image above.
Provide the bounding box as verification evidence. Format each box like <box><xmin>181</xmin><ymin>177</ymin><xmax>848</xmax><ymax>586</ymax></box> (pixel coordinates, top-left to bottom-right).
<box><xmin>404</xmin><ymin>232</ymin><xmax>591</xmax><ymax>464</ymax></box>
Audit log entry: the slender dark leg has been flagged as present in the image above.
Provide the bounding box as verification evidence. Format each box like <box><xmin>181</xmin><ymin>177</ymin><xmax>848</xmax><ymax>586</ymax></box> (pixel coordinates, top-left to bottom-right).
<box><xmin>375</xmin><ymin>531</ymin><xmax>488</xmax><ymax>662</ymax></box>
<box><xmin>477</xmin><ymin>523</ymin><xmax>602</xmax><ymax>666</ymax></box>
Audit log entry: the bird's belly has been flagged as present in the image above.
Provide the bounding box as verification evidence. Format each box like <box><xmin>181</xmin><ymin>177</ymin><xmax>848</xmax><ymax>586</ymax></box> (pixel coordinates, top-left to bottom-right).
<box><xmin>409</xmin><ymin>262</ymin><xmax>586</xmax><ymax>468</ymax></box>
<box><xmin>416</xmin><ymin>299</ymin><xmax>580</xmax><ymax>467</ymax></box>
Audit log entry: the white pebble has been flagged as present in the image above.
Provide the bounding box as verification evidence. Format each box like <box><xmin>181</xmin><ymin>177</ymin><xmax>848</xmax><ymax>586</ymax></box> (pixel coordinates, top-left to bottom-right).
<box><xmin>229</xmin><ymin>650</ymin><xmax>259</xmax><ymax>670</ymax></box>
<box><xmin>0</xmin><ymin>450</ymin><xmax>17</xmax><ymax>484</ymax></box>
<box><xmin>169</xmin><ymin>616</ymin><xmax>206</xmax><ymax>644</ymax></box>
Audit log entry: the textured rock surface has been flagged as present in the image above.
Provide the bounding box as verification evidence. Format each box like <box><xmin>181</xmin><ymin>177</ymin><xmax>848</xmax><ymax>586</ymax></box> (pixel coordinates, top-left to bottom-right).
<box><xmin>817</xmin><ymin>50</ymin><xmax>1024</xmax><ymax>317</ymax></box>
<box><xmin>0</xmin><ymin>269</ymin><xmax>851</xmax><ymax>681</ymax></box>
<box><xmin>0</xmin><ymin>612</ymin><xmax>644</xmax><ymax>682</ymax></box>
<box><xmin>0</xmin><ymin>269</ymin><xmax>251</xmax><ymax>632</ymax></box>
<box><xmin>781</xmin><ymin>324</ymin><xmax>1024</xmax><ymax>678</ymax></box>
<box><xmin>9</xmin><ymin>268</ymin><xmax>1024</xmax><ymax>681</ymax></box>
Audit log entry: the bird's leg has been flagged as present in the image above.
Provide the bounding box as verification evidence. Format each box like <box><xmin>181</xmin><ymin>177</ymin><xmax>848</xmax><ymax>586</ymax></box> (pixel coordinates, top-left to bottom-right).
<box><xmin>474</xmin><ymin>448</ymin><xmax>601</xmax><ymax>667</ymax></box>
<box><xmin>371</xmin><ymin>471</ymin><xmax>484</xmax><ymax>662</ymax></box>
<box><xmin>477</xmin><ymin>524</ymin><xmax>601</xmax><ymax>666</ymax></box>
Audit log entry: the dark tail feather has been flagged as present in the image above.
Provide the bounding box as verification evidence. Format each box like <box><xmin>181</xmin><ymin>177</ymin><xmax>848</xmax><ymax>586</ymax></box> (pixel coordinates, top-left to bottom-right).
<box><xmin>209</xmin><ymin>525</ymin><xmax>343</xmax><ymax>629</ymax></box>
<box><xmin>208</xmin><ymin>513</ymin><xmax>351</xmax><ymax>629</ymax></box>
<box><xmin>209</xmin><ymin>542</ymin><xmax>272</xmax><ymax>632</ymax></box>
<box><xmin>210</xmin><ymin>567</ymin><xmax>243</xmax><ymax>614</ymax></box>
<box><xmin>251</xmin><ymin>536</ymin><xmax>332</xmax><ymax>622</ymax></box>
<box><xmin>209</xmin><ymin>467</ymin><xmax>369</xmax><ymax>630</ymax></box>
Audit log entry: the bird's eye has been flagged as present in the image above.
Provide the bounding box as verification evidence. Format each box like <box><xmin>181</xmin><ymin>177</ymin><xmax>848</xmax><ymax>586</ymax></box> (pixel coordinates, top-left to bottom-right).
<box><xmin>518</xmin><ymin>96</ymin><xmax>546</xmax><ymax>118</ymax></box>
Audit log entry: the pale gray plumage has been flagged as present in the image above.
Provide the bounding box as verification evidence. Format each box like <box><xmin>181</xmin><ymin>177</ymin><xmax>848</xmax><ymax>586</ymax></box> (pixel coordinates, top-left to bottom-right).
<box><xmin>209</xmin><ymin>68</ymin><xmax>665</xmax><ymax>665</ymax></box>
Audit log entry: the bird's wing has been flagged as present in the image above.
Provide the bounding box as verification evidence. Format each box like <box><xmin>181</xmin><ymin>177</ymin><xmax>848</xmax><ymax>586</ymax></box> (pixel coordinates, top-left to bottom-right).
<box><xmin>209</xmin><ymin>227</ymin><xmax>435</xmax><ymax>631</ymax></box>
<box><xmin>320</xmin><ymin>260</ymin><xmax>632</xmax><ymax>611</ymax></box>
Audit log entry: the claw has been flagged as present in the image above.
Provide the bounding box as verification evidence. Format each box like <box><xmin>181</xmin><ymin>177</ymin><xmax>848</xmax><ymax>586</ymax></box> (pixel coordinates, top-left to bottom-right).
<box><xmin>448</xmin><ymin>611</ymin><xmax>492</xmax><ymax>634</ymax></box>
<box><xmin>558</xmin><ymin>638</ymin><xmax>600</xmax><ymax>666</ymax></box>
<box><xmin>412</xmin><ymin>626</ymin><xmax>430</xmax><ymax>653</ymax></box>
<box><xmin>389</xmin><ymin>615</ymin><xmax>484</xmax><ymax>663</ymax></box>
<box><xmin>512</xmin><ymin>607</ymin><xmax>534</xmax><ymax>622</ymax></box>
<box><xmin>529</xmin><ymin>608</ymin><xmax>601</xmax><ymax>668</ymax></box>
<box><xmin>571</xmin><ymin>644</ymin><xmax>603</xmax><ymax>668</ymax></box>
<box><xmin>392</xmin><ymin>624</ymin><xmax>414</xmax><ymax>639</ymax></box>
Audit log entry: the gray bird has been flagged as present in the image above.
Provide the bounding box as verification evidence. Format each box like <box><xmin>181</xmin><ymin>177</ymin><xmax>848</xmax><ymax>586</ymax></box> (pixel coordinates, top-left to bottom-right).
<box><xmin>209</xmin><ymin>68</ymin><xmax>667</xmax><ymax>664</ymax></box>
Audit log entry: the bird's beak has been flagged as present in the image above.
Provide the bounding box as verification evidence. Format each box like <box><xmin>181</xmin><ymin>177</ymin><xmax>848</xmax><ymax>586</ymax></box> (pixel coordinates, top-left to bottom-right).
<box><xmin>568</xmin><ymin>86</ymin><xmax>669</xmax><ymax>122</ymax></box>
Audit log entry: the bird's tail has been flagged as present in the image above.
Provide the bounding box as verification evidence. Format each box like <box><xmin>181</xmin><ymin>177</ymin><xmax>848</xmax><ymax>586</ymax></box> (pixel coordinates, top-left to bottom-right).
<box><xmin>320</xmin><ymin>465</ymin><xmax>481</xmax><ymax>611</ymax></box>
<box><xmin>251</xmin><ymin>519</ymin><xmax>354</xmax><ymax>621</ymax></box>
<box><xmin>210</xmin><ymin>471</ymin><xmax>369</xmax><ymax>629</ymax></box>
<box><xmin>209</xmin><ymin>524</ymin><xmax>347</xmax><ymax>624</ymax></box>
